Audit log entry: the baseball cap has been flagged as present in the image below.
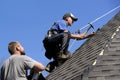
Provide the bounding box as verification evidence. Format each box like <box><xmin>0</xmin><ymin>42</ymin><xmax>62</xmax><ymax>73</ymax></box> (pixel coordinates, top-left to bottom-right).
<box><xmin>63</xmin><ymin>13</ymin><xmax>78</xmax><ymax>21</ymax></box>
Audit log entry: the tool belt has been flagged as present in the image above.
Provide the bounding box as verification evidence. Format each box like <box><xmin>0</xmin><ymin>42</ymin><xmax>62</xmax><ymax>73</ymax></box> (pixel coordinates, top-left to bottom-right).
<box><xmin>43</xmin><ymin>30</ymin><xmax>71</xmax><ymax>60</ymax></box>
<box><xmin>43</xmin><ymin>30</ymin><xmax>61</xmax><ymax>59</ymax></box>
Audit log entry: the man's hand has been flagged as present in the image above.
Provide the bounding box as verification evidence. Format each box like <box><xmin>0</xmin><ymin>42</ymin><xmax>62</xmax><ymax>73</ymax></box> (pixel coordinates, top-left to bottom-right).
<box><xmin>86</xmin><ymin>32</ymin><xmax>95</xmax><ymax>38</ymax></box>
<box><xmin>76</xmin><ymin>32</ymin><xmax>95</xmax><ymax>40</ymax></box>
<box><xmin>76</xmin><ymin>32</ymin><xmax>87</xmax><ymax>40</ymax></box>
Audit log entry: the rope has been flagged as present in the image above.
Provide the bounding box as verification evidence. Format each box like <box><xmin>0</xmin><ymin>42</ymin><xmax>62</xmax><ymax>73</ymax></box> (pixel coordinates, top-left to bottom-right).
<box><xmin>69</xmin><ymin>5</ymin><xmax>120</xmax><ymax>50</ymax></box>
<box><xmin>90</xmin><ymin>5</ymin><xmax>120</xmax><ymax>24</ymax></box>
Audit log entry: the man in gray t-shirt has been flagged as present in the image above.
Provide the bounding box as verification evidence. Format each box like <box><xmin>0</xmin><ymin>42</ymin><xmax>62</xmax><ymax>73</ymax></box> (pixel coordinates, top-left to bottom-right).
<box><xmin>0</xmin><ymin>41</ymin><xmax>45</xmax><ymax>80</ymax></box>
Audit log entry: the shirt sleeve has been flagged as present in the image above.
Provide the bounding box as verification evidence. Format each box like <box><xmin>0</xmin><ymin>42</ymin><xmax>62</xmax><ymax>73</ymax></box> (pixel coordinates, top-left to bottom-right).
<box><xmin>57</xmin><ymin>20</ymin><xmax>67</xmax><ymax>30</ymax></box>
<box><xmin>23</xmin><ymin>56</ymin><xmax>37</xmax><ymax>69</ymax></box>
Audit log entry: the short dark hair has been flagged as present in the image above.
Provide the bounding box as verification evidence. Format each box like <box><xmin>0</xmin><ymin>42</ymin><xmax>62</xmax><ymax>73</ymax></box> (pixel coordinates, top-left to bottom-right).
<box><xmin>8</xmin><ymin>41</ymin><xmax>18</xmax><ymax>55</ymax></box>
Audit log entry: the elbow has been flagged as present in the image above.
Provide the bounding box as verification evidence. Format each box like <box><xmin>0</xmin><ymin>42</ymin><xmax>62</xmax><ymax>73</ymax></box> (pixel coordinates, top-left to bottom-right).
<box><xmin>38</xmin><ymin>64</ymin><xmax>45</xmax><ymax>71</ymax></box>
<box><xmin>40</xmin><ymin>66</ymin><xmax>45</xmax><ymax>71</ymax></box>
<box><xmin>33</xmin><ymin>62</ymin><xmax>45</xmax><ymax>72</ymax></box>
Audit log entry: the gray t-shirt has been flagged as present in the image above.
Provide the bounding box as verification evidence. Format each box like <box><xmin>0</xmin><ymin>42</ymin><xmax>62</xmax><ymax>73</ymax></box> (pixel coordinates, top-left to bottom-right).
<box><xmin>0</xmin><ymin>55</ymin><xmax>36</xmax><ymax>80</ymax></box>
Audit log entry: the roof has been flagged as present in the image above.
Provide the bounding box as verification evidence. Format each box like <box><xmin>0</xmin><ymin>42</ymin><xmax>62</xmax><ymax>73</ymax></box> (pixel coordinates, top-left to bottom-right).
<box><xmin>46</xmin><ymin>11</ymin><xmax>120</xmax><ymax>80</ymax></box>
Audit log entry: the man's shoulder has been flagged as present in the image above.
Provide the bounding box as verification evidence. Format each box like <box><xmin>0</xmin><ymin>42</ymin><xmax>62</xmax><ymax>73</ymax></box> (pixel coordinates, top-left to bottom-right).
<box><xmin>57</xmin><ymin>20</ymin><xmax>65</xmax><ymax>23</ymax></box>
<box><xmin>56</xmin><ymin>20</ymin><xmax>66</xmax><ymax>26</ymax></box>
<box><xmin>9</xmin><ymin>55</ymin><xmax>32</xmax><ymax>61</ymax></box>
<box><xmin>20</xmin><ymin>55</ymin><xmax>32</xmax><ymax>59</ymax></box>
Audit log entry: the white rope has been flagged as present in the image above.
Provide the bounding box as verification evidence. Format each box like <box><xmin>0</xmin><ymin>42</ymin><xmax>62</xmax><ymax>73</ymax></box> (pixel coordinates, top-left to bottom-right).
<box><xmin>90</xmin><ymin>5</ymin><xmax>120</xmax><ymax>24</ymax></box>
<box><xmin>69</xmin><ymin>5</ymin><xmax>120</xmax><ymax>50</ymax></box>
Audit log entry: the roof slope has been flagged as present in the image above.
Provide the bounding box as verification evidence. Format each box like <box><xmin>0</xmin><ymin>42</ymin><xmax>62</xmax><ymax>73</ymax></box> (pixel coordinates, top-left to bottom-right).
<box><xmin>83</xmin><ymin>26</ymin><xmax>120</xmax><ymax>80</ymax></box>
<box><xmin>46</xmin><ymin>11</ymin><xmax>120</xmax><ymax>80</ymax></box>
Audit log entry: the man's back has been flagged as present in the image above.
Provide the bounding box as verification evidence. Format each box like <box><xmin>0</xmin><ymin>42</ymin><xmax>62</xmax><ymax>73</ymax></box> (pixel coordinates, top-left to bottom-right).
<box><xmin>1</xmin><ymin>55</ymin><xmax>36</xmax><ymax>80</ymax></box>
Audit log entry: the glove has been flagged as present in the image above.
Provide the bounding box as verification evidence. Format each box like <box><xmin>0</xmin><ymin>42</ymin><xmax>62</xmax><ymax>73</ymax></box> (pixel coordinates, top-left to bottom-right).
<box><xmin>86</xmin><ymin>32</ymin><xmax>95</xmax><ymax>38</ymax></box>
<box><xmin>76</xmin><ymin>32</ymin><xmax>95</xmax><ymax>40</ymax></box>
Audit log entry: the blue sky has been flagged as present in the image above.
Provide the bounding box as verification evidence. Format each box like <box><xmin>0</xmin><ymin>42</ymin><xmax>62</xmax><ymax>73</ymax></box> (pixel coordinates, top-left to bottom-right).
<box><xmin>0</xmin><ymin>0</ymin><xmax>120</xmax><ymax>77</ymax></box>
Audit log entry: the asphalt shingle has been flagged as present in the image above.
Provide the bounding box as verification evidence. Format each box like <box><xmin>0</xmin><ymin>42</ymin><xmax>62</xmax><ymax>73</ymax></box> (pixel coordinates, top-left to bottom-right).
<box><xmin>46</xmin><ymin>11</ymin><xmax>120</xmax><ymax>80</ymax></box>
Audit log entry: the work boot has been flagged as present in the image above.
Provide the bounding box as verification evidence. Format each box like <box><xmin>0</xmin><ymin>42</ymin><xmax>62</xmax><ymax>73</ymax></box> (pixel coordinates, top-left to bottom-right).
<box><xmin>57</xmin><ymin>51</ymin><xmax>72</xmax><ymax>60</ymax></box>
<box><xmin>55</xmin><ymin>51</ymin><xmax>71</xmax><ymax>66</ymax></box>
<box><xmin>65</xmin><ymin>51</ymin><xmax>72</xmax><ymax>58</ymax></box>
<box><xmin>57</xmin><ymin>59</ymin><xmax>66</xmax><ymax>66</ymax></box>
<box><xmin>45</xmin><ymin>61</ymin><xmax>56</xmax><ymax>72</ymax></box>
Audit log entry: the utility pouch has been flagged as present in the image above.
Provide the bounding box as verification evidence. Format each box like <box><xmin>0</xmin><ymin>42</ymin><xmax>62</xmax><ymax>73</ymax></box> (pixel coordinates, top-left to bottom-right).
<box><xmin>44</xmin><ymin>30</ymin><xmax>58</xmax><ymax>39</ymax></box>
<box><xmin>42</xmin><ymin>30</ymin><xmax>59</xmax><ymax>60</ymax></box>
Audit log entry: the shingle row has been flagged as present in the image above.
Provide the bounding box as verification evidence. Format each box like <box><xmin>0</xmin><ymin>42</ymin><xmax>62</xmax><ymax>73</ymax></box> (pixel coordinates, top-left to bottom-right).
<box><xmin>46</xmin><ymin>12</ymin><xmax>120</xmax><ymax>80</ymax></box>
